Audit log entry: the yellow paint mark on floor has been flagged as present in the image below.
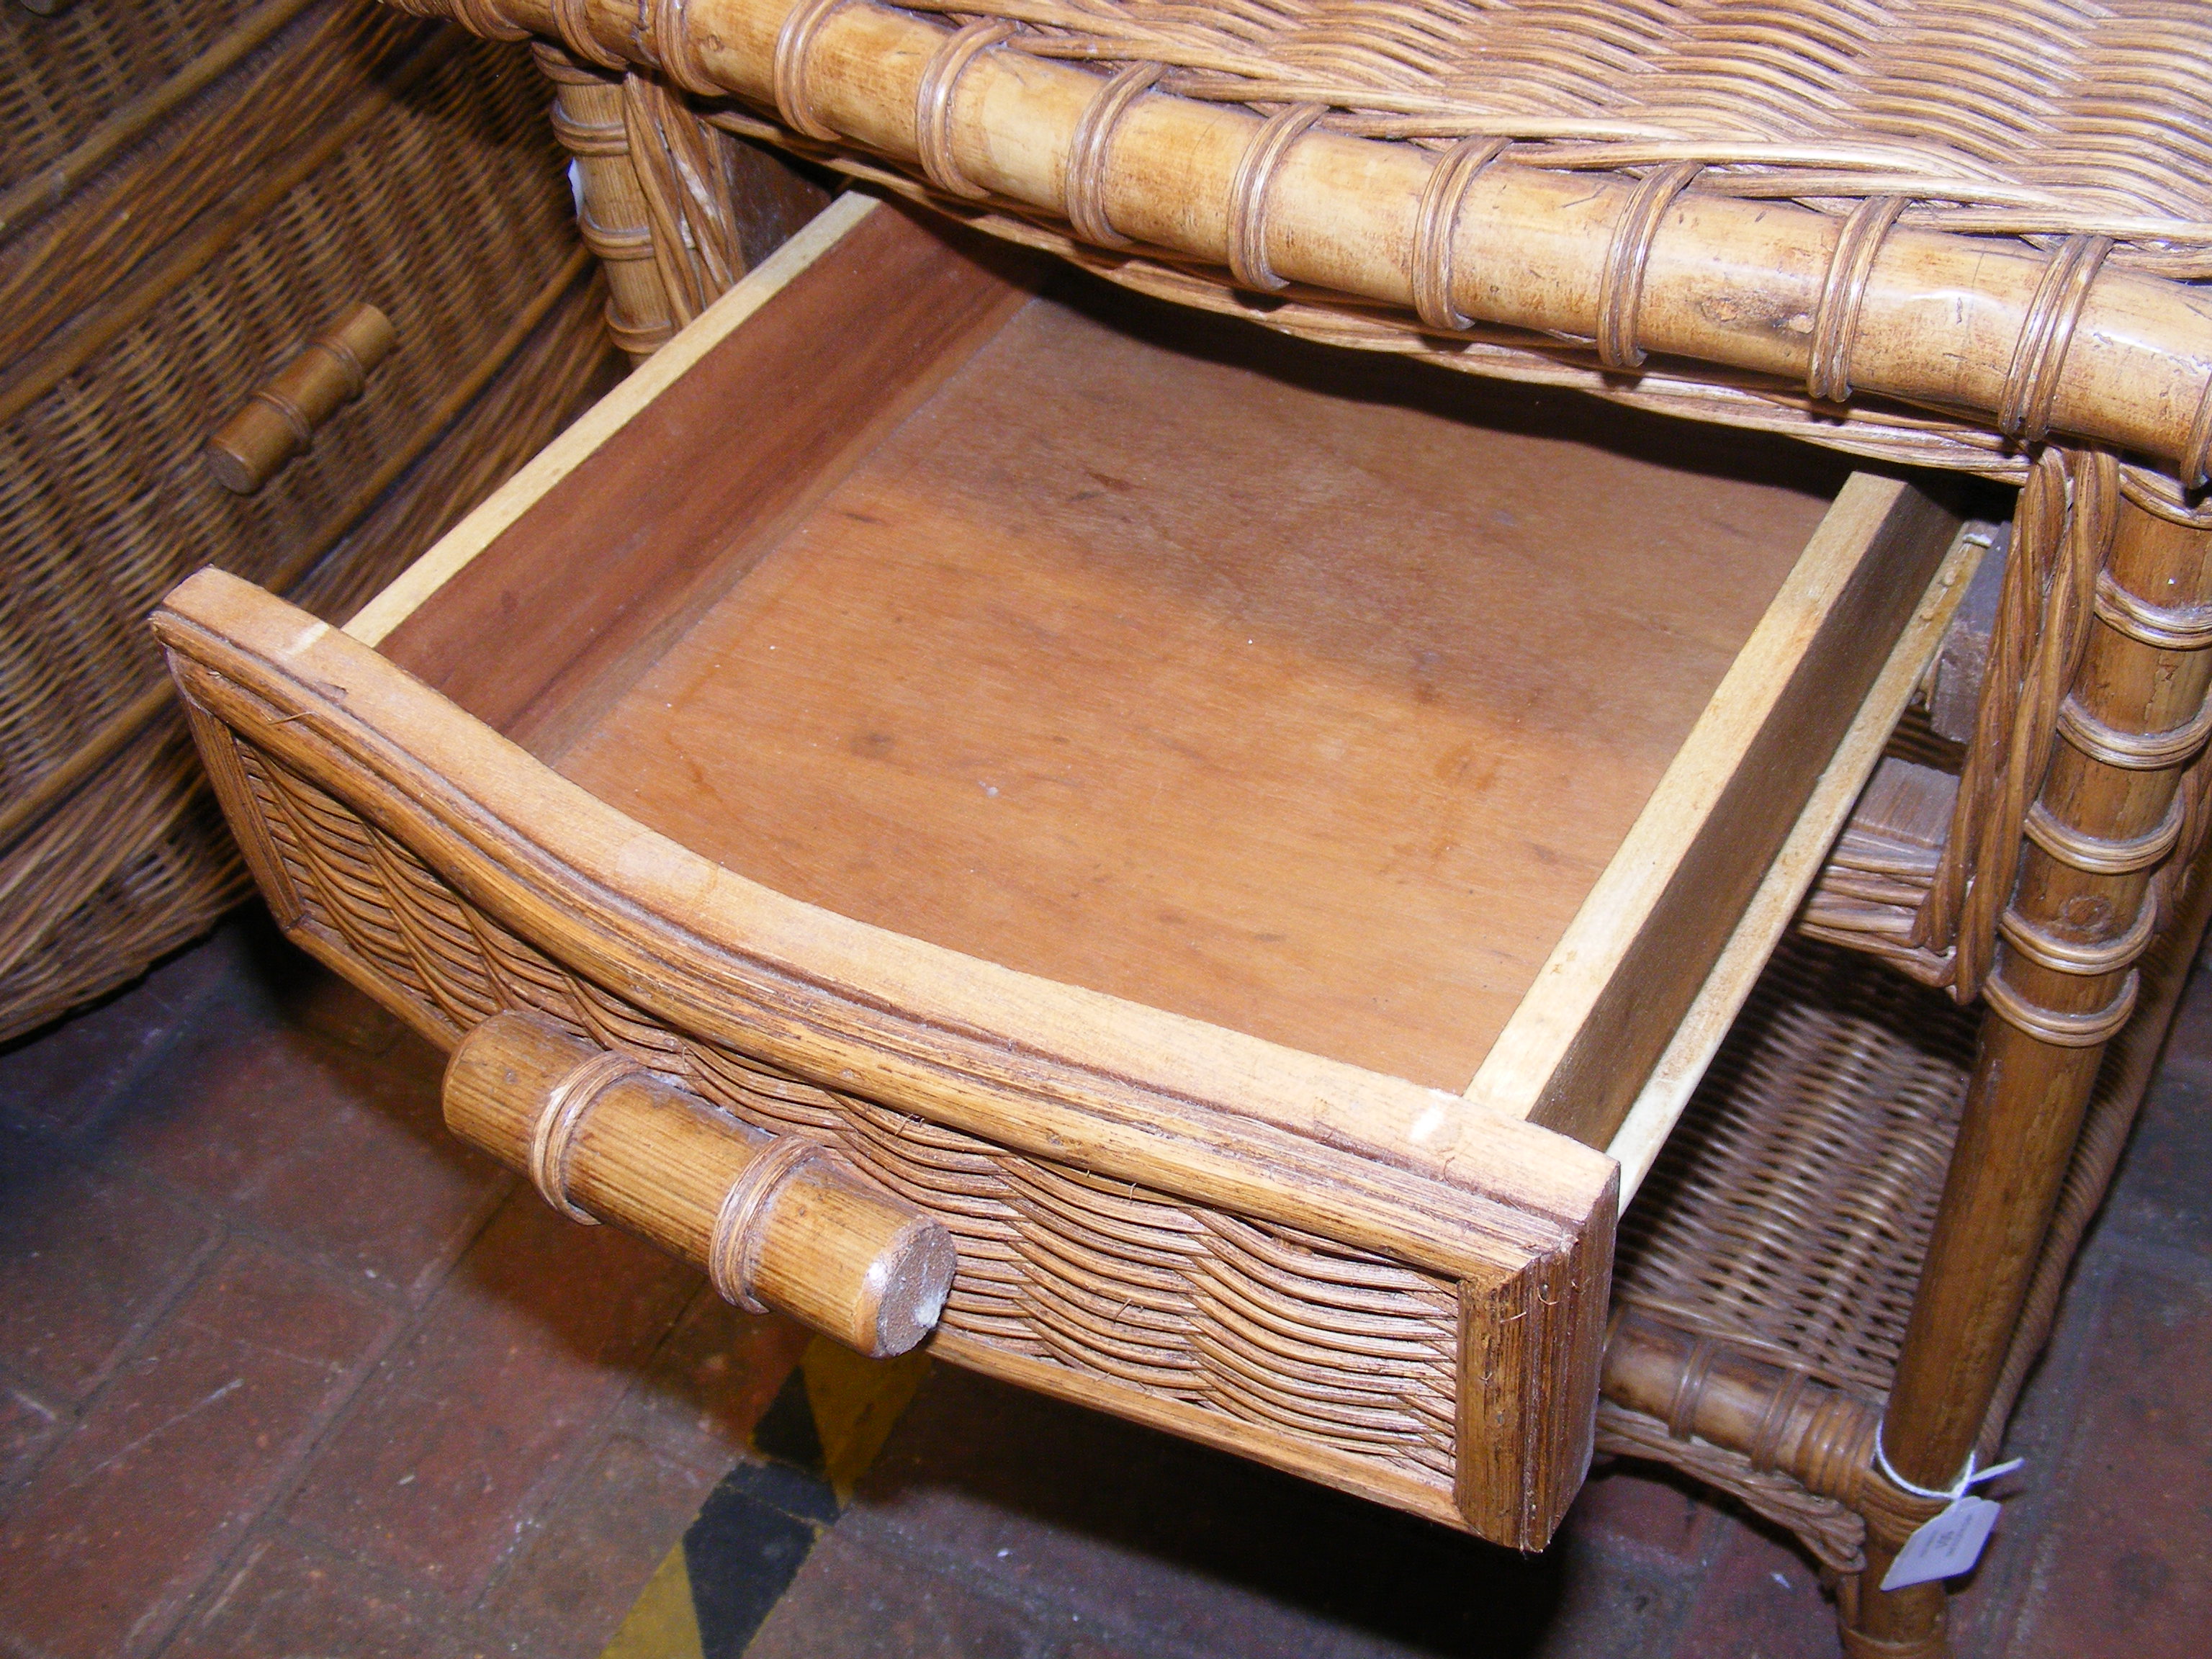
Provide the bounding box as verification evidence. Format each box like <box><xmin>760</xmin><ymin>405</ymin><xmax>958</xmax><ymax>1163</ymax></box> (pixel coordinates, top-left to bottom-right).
<box><xmin>598</xmin><ymin>1337</ymin><xmax>932</xmax><ymax>1658</ymax></box>
<box><xmin>598</xmin><ymin>1542</ymin><xmax>704</xmax><ymax>1659</ymax></box>
<box><xmin>802</xmin><ymin>1338</ymin><xmax>932</xmax><ymax>1501</ymax></box>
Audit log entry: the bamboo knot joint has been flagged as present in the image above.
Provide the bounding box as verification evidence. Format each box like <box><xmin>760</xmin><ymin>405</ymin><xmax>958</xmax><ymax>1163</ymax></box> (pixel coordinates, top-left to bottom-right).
<box><xmin>917</xmin><ymin>19</ymin><xmax>1018</xmax><ymax>200</ymax></box>
<box><xmin>1066</xmin><ymin>61</ymin><xmax>1164</xmax><ymax>249</ymax></box>
<box><xmin>1227</xmin><ymin>103</ymin><xmax>1327</xmax><ymax>294</ymax></box>
<box><xmin>528</xmin><ymin>1046</ymin><xmax>637</xmax><ymax>1223</ymax></box>
<box><xmin>709</xmin><ymin>1131</ymin><xmax>825</xmax><ymax>1311</ymax></box>
<box><xmin>444</xmin><ymin>1012</ymin><xmax>957</xmax><ymax>1357</ymax></box>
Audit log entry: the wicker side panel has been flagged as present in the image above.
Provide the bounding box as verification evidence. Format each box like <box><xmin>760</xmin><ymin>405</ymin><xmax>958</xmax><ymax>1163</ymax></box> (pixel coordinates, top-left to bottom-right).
<box><xmin>224</xmin><ymin>729</ymin><xmax>1461</xmax><ymax>1494</ymax></box>
<box><xmin>0</xmin><ymin>14</ymin><xmax>601</xmax><ymax>1037</ymax></box>
<box><xmin>0</xmin><ymin>0</ymin><xmax>264</xmax><ymax>192</ymax></box>
<box><xmin>0</xmin><ymin>0</ymin><xmax>423</xmax><ymax>369</ymax></box>
<box><xmin>0</xmin><ymin>719</ymin><xmax>253</xmax><ymax>1037</ymax></box>
<box><xmin>1</xmin><ymin>29</ymin><xmax>572</xmax><ymax>799</ymax></box>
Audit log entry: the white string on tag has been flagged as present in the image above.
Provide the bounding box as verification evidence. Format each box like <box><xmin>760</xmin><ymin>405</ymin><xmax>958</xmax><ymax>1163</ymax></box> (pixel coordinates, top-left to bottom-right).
<box><xmin>1876</xmin><ymin>1431</ymin><xmax>2026</xmax><ymax>1591</ymax></box>
<box><xmin>1874</xmin><ymin>1429</ymin><xmax>2023</xmax><ymax>1503</ymax></box>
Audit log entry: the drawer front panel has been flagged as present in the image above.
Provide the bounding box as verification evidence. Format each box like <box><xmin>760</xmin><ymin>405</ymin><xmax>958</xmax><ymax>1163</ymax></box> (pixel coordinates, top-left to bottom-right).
<box><xmin>233</xmin><ymin>727</ymin><xmax>1462</xmax><ymax>1488</ymax></box>
<box><xmin>156</xmin><ymin>572</ymin><xmax>1617</xmax><ymax>1547</ymax></box>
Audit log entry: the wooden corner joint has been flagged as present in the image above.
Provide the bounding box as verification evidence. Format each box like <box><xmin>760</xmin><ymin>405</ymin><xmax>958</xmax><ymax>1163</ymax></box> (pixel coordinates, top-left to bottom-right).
<box><xmin>1455</xmin><ymin>1184</ymin><xmax>1616</xmax><ymax>1550</ymax></box>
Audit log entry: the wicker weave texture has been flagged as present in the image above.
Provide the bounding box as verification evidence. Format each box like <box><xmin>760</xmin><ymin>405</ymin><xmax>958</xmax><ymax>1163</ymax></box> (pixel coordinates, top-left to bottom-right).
<box><xmin>1617</xmin><ymin>935</ymin><xmax>1977</xmax><ymax>1401</ymax></box>
<box><xmin>3</xmin><ymin>34</ymin><xmax>575</xmax><ymax>798</ymax></box>
<box><xmin>231</xmin><ymin>730</ymin><xmax>1465</xmax><ymax>1491</ymax></box>
<box><xmin>1</xmin><ymin>0</ymin><xmax>266</xmax><ymax>194</ymax></box>
<box><xmin>0</xmin><ymin>271</ymin><xmax>613</xmax><ymax>1045</ymax></box>
<box><xmin>1603</xmin><ymin>840</ymin><xmax>2209</xmax><ymax>1570</ymax></box>
<box><xmin>926</xmin><ymin>0</ymin><xmax>2212</xmax><ymax>256</ymax></box>
<box><xmin>1</xmin><ymin>1</ymin><xmax>418</xmax><ymax>369</ymax></box>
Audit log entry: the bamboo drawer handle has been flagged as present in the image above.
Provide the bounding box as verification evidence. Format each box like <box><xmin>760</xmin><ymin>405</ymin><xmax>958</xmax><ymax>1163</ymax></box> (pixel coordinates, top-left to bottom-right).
<box><xmin>444</xmin><ymin>1011</ymin><xmax>956</xmax><ymax>1357</ymax></box>
<box><xmin>203</xmin><ymin>302</ymin><xmax>397</xmax><ymax>494</ymax></box>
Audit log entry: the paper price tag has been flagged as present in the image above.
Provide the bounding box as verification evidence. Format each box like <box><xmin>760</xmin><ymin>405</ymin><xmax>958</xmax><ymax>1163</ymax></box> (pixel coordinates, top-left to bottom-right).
<box><xmin>1881</xmin><ymin>1496</ymin><xmax>2002</xmax><ymax>1591</ymax></box>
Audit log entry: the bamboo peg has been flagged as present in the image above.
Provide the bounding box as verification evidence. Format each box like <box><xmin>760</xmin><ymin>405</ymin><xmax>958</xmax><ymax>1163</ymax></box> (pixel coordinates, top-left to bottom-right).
<box><xmin>203</xmin><ymin>301</ymin><xmax>397</xmax><ymax>493</ymax></box>
<box><xmin>444</xmin><ymin>1010</ymin><xmax>956</xmax><ymax>1357</ymax></box>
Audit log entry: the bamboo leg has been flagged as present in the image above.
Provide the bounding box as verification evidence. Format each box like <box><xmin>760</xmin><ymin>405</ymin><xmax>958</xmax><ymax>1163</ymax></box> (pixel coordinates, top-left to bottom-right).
<box><xmin>535</xmin><ymin>45</ymin><xmax>685</xmax><ymax>363</ymax></box>
<box><xmin>1848</xmin><ymin>500</ymin><xmax>2212</xmax><ymax>1655</ymax></box>
<box><xmin>535</xmin><ymin>44</ymin><xmax>827</xmax><ymax>364</ymax></box>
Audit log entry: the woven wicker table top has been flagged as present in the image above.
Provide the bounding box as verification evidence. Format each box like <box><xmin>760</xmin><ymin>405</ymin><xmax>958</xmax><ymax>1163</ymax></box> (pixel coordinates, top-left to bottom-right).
<box><xmin>945</xmin><ymin>0</ymin><xmax>2212</xmax><ymax>253</ymax></box>
<box><xmin>389</xmin><ymin>0</ymin><xmax>2212</xmax><ymax>516</ymax></box>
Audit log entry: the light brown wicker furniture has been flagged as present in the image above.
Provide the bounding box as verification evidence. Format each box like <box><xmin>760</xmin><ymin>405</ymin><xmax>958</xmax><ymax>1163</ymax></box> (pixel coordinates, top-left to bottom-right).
<box><xmin>161</xmin><ymin>3</ymin><xmax>2212</xmax><ymax>1655</ymax></box>
<box><xmin>0</xmin><ymin>0</ymin><xmax>621</xmax><ymax>1040</ymax></box>
<box><xmin>158</xmin><ymin>188</ymin><xmax>1969</xmax><ymax>1542</ymax></box>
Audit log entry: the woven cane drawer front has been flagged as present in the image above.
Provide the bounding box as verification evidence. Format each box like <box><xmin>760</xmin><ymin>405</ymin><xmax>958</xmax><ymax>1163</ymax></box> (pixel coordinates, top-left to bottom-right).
<box><xmin>158</xmin><ymin>620</ymin><xmax>1586</xmax><ymax>1542</ymax></box>
<box><xmin>230</xmin><ymin>737</ymin><xmax>1462</xmax><ymax>1487</ymax></box>
<box><xmin>158</xmin><ymin>194</ymin><xmax>1963</xmax><ymax>1547</ymax></box>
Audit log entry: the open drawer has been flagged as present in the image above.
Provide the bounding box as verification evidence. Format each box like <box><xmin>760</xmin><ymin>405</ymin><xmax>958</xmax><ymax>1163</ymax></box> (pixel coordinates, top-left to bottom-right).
<box><xmin>154</xmin><ymin>194</ymin><xmax>1969</xmax><ymax>1548</ymax></box>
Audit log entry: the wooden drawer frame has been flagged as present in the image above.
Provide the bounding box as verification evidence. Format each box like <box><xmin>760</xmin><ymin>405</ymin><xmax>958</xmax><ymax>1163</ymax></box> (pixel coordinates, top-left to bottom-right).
<box><xmin>156</xmin><ymin>194</ymin><xmax>1972</xmax><ymax>1548</ymax></box>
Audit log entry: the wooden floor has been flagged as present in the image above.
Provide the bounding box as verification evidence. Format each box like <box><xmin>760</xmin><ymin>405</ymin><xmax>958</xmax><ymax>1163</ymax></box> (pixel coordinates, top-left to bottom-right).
<box><xmin>557</xmin><ymin>285</ymin><xmax>1844</xmax><ymax>1089</ymax></box>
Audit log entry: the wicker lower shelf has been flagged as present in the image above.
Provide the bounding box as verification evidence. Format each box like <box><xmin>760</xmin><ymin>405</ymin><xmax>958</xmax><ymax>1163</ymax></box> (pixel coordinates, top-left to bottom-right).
<box><xmin>1601</xmin><ymin>871</ymin><xmax>2206</xmax><ymax>1573</ymax></box>
<box><xmin>1602</xmin><ymin>935</ymin><xmax>1974</xmax><ymax>1570</ymax></box>
<box><xmin>1623</xmin><ymin>938</ymin><xmax>1975</xmax><ymax>1408</ymax></box>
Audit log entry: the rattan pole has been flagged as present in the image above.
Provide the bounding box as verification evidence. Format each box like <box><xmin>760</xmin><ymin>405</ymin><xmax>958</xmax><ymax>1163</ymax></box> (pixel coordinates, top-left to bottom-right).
<box><xmin>536</xmin><ymin>46</ymin><xmax>685</xmax><ymax>361</ymax></box>
<box><xmin>1975</xmin><ymin>827</ymin><xmax>2212</xmax><ymax>1465</ymax></box>
<box><xmin>382</xmin><ymin>0</ymin><xmax>2212</xmax><ymax>475</ymax></box>
<box><xmin>1862</xmin><ymin>499</ymin><xmax>2212</xmax><ymax>1653</ymax></box>
<box><xmin>1603</xmin><ymin>1308</ymin><xmax>1884</xmax><ymax>1514</ymax></box>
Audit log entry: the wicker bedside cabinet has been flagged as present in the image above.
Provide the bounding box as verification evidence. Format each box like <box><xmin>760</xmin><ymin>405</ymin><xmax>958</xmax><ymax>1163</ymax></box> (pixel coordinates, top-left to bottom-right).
<box><xmin>0</xmin><ymin>0</ymin><xmax>617</xmax><ymax>1038</ymax></box>
<box><xmin>156</xmin><ymin>191</ymin><xmax>1977</xmax><ymax>1547</ymax></box>
<box><xmin>164</xmin><ymin>3</ymin><xmax>2212</xmax><ymax>1654</ymax></box>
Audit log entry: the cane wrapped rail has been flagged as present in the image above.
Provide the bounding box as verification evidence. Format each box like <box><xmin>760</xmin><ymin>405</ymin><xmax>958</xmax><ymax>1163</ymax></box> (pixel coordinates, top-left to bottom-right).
<box><xmin>388</xmin><ymin>0</ymin><xmax>2212</xmax><ymax>509</ymax></box>
<box><xmin>446</xmin><ymin>1010</ymin><xmax>961</xmax><ymax>1357</ymax></box>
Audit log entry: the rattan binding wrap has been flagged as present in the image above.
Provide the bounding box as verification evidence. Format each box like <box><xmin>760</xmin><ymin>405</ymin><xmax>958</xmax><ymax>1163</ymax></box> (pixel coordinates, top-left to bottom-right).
<box><xmin>1799</xmin><ymin>456</ymin><xmax>2212</xmax><ymax>1006</ymax></box>
<box><xmin>537</xmin><ymin>41</ymin><xmax>827</xmax><ymax>361</ymax></box>
<box><xmin>0</xmin><ymin>2</ymin><xmax>616</xmax><ymax>1041</ymax></box>
<box><xmin>387</xmin><ymin>0</ymin><xmax>2212</xmax><ymax>514</ymax></box>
